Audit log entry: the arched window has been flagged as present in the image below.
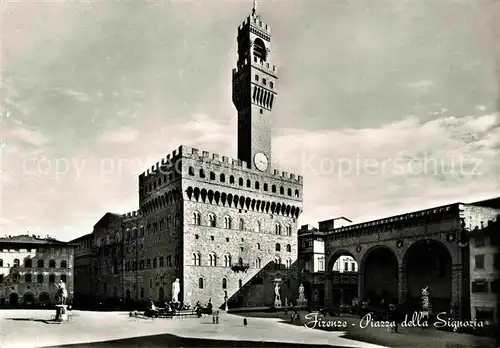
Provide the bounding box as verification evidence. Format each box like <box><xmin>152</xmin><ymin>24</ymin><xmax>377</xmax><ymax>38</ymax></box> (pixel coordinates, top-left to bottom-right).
<box><xmin>61</xmin><ymin>274</ymin><xmax>67</xmax><ymax>283</ymax></box>
<box><xmin>286</xmin><ymin>244</ymin><xmax>291</xmax><ymax>252</ymax></box>
<box><xmin>224</xmin><ymin>216</ymin><xmax>231</xmax><ymax>229</ymax></box>
<box><xmin>13</xmin><ymin>259</ymin><xmax>20</xmax><ymax>267</ymax></box>
<box><xmin>153</xmin><ymin>258</ymin><xmax>157</xmax><ymax>268</ymax></box>
<box><xmin>246</xmin><ymin>179</ymin><xmax>251</xmax><ymax>188</ymax></box>
<box><xmin>49</xmin><ymin>274</ymin><xmax>56</xmax><ymax>283</ymax></box>
<box><xmin>264</xmin><ymin>183</ymin><xmax>268</xmax><ymax>191</ymax></box>
<box><xmin>192</xmin><ymin>252</ymin><xmax>201</xmax><ymax>266</ymax></box>
<box><xmin>253</xmin><ymin>38</ymin><xmax>267</xmax><ymax>61</ymax></box>
<box><xmin>37</xmin><ymin>274</ymin><xmax>43</xmax><ymax>283</ymax></box>
<box><xmin>199</xmin><ymin>169</ymin><xmax>205</xmax><ymax>178</ymax></box>
<box><xmin>285</xmin><ymin>259</ymin><xmax>292</xmax><ymax>268</ymax></box>
<box><xmin>140</xmin><ymin>287</ymin><xmax>144</xmax><ymax>298</ymax></box>
<box><xmin>48</xmin><ymin>260</ymin><xmax>56</xmax><ymax>268</ymax></box>
<box><xmin>295</xmin><ymin>189</ymin><xmax>299</xmax><ymax>198</ymax></box>
<box><xmin>210</xmin><ymin>172</ymin><xmax>216</xmax><ymax>180</ymax></box>
<box><xmin>220</xmin><ymin>174</ymin><xmax>225</xmax><ymax>182</ymax></box>
<box><xmin>230</xmin><ymin>175</ymin><xmax>235</xmax><ymax>184</ymax></box>
<box><xmin>24</xmin><ymin>259</ymin><xmax>32</xmax><ymax>268</ymax></box>
<box><xmin>272</xmin><ymin>185</ymin><xmax>276</xmax><ymax>193</ymax></box>
<box><xmin>255</xmin><ymin>221</ymin><xmax>261</xmax><ymax>233</ymax></box>
<box><xmin>239</xmin><ymin>218</ymin><xmax>244</xmax><ymax>231</ymax></box>
<box><xmin>238</xmin><ymin>178</ymin><xmax>243</xmax><ymax>186</ymax></box>
<box><xmin>254</xmin><ymin>258</ymin><xmax>261</xmax><ymax>268</ymax></box>
<box><xmin>198</xmin><ymin>277</ymin><xmax>204</xmax><ymax>289</ymax></box>
<box><xmin>25</xmin><ymin>274</ymin><xmax>32</xmax><ymax>283</ymax></box>
<box><xmin>256</xmin><ymin>243</ymin><xmax>260</xmax><ymax>250</ymax></box>
<box><xmin>286</xmin><ymin>225</ymin><xmax>292</xmax><ymax>236</ymax></box>
<box><xmin>222</xmin><ymin>278</ymin><xmax>227</xmax><ymax>289</ymax></box>
<box><xmin>274</xmin><ymin>257</ymin><xmax>281</xmax><ymax>270</ymax></box>
<box><xmin>280</xmin><ymin>186</ymin><xmax>284</xmax><ymax>195</ymax></box>
<box><xmin>209</xmin><ymin>253</ymin><xmax>217</xmax><ymax>267</ymax></box>
<box><xmin>255</xmin><ymin>181</ymin><xmax>260</xmax><ymax>190</ymax></box>
<box><xmin>287</xmin><ymin>188</ymin><xmax>292</xmax><ymax>196</ymax></box>
<box><xmin>239</xmin><ymin>279</ymin><xmax>243</xmax><ymax>288</ymax></box>
<box><xmin>192</xmin><ymin>211</ymin><xmax>201</xmax><ymax>225</ymax></box>
<box><xmin>0</xmin><ymin>259</ymin><xmax>2</xmax><ymax>267</ymax></box>
<box><xmin>188</xmin><ymin>166</ymin><xmax>195</xmax><ymax>176</ymax></box>
<box><xmin>13</xmin><ymin>273</ymin><xmax>20</xmax><ymax>283</ymax></box>
<box><xmin>238</xmin><ymin>257</ymin><xmax>243</xmax><ymax>266</ymax></box>
<box><xmin>275</xmin><ymin>243</ymin><xmax>281</xmax><ymax>252</ymax></box>
<box><xmin>224</xmin><ymin>254</ymin><xmax>231</xmax><ymax>267</ymax></box>
<box><xmin>275</xmin><ymin>224</ymin><xmax>281</xmax><ymax>235</ymax></box>
<box><xmin>208</xmin><ymin>214</ymin><xmax>216</xmax><ymax>227</ymax></box>
<box><xmin>60</xmin><ymin>260</ymin><xmax>67</xmax><ymax>268</ymax></box>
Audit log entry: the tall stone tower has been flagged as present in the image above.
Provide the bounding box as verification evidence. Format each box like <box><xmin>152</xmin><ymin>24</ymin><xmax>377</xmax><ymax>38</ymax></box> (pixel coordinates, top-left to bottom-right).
<box><xmin>233</xmin><ymin>1</ymin><xmax>277</xmax><ymax>173</ymax></box>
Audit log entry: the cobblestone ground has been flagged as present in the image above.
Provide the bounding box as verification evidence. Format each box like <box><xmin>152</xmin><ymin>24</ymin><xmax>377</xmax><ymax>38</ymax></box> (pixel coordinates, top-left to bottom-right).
<box><xmin>236</xmin><ymin>311</ymin><xmax>497</xmax><ymax>348</ymax></box>
<box><xmin>0</xmin><ymin>309</ymin><xmax>388</xmax><ymax>348</ymax></box>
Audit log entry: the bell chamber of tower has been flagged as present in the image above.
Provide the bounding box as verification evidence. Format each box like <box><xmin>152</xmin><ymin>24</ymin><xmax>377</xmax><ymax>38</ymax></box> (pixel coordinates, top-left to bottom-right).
<box><xmin>232</xmin><ymin>7</ymin><xmax>278</xmax><ymax>172</ymax></box>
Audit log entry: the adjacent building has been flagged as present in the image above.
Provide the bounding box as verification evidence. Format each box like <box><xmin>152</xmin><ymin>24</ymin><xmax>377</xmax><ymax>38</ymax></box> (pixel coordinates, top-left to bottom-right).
<box><xmin>71</xmin><ymin>5</ymin><xmax>303</xmax><ymax>310</ymax></box>
<box><xmin>0</xmin><ymin>235</ymin><xmax>75</xmax><ymax>307</ymax></box>
<box><xmin>71</xmin><ymin>233</ymin><xmax>94</xmax><ymax>307</ymax></box>
<box><xmin>469</xmin><ymin>215</ymin><xmax>500</xmax><ymax>323</ymax></box>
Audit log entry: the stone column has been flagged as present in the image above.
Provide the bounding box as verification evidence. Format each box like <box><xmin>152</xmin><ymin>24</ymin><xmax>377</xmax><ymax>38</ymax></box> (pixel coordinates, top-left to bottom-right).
<box><xmin>324</xmin><ymin>276</ymin><xmax>332</xmax><ymax>307</ymax></box>
<box><xmin>451</xmin><ymin>263</ymin><xmax>463</xmax><ymax>319</ymax></box>
<box><xmin>398</xmin><ymin>265</ymin><xmax>407</xmax><ymax>305</ymax></box>
<box><xmin>358</xmin><ymin>271</ymin><xmax>364</xmax><ymax>301</ymax></box>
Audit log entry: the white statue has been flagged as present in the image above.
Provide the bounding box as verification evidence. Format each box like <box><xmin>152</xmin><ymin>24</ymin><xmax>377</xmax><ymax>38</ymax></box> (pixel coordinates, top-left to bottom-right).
<box><xmin>299</xmin><ymin>284</ymin><xmax>305</xmax><ymax>298</ymax></box>
<box><xmin>56</xmin><ymin>280</ymin><xmax>68</xmax><ymax>305</ymax></box>
<box><xmin>274</xmin><ymin>283</ymin><xmax>281</xmax><ymax>301</ymax></box>
<box><xmin>172</xmin><ymin>278</ymin><xmax>180</xmax><ymax>303</ymax></box>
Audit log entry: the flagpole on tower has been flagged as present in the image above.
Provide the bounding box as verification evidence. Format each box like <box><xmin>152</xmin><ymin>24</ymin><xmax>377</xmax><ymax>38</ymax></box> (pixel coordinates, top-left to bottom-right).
<box><xmin>252</xmin><ymin>1</ymin><xmax>257</xmax><ymax>16</ymax></box>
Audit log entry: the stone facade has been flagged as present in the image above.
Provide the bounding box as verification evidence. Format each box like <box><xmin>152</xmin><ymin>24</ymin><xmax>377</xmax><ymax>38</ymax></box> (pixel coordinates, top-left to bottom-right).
<box><xmin>0</xmin><ymin>235</ymin><xmax>75</xmax><ymax>307</ymax></box>
<box><xmin>71</xmin><ymin>6</ymin><xmax>304</xmax><ymax>310</ymax></box>
<box><xmin>323</xmin><ymin>199</ymin><xmax>500</xmax><ymax>319</ymax></box>
<box><xmin>72</xmin><ymin>233</ymin><xmax>93</xmax><ymax>304</ymax></box>
<box><xmin>469</xmin><ymin>216</ymin><xmax>500</xmax><ymax>323</ymax></box>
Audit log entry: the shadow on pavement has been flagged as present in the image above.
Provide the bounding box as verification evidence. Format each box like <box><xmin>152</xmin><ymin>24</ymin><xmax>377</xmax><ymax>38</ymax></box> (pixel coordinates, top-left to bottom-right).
<box><xmin>40</xmin><ymin>333</ymin><xmax>353</xmax><ymax>348</ymax></box>
<box><xmin>5</xmin><ymin>317</ymin><xmax>55</xmax><ymax>324</ymax></box>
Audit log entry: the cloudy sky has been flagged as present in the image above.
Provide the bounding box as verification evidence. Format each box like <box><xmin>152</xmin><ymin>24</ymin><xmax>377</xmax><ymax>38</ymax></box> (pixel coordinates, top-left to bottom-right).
<box><xmin>1</xmin><ymin>1</ymin><xmax>499</xmax><ymax>241</ymax></box>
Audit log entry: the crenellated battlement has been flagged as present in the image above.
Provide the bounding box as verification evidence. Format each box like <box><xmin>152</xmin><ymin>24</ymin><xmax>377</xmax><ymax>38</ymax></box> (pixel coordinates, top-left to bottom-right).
<box><xmin>122</xmin><ymin>210</ymin><xmax>141</xmax><ymax>219</ymax></box>
<box><xmin>180</xmin><ymin>145</ymin><xmax>302</xmax><ymax>183</ymax></box>
<box><xmin>140</xmin><ymin>148</ymin><xmax>181</xmax><ymax>179</ymax></box>
<box><xmin>139</xmin><ymin>145</ymin><xmax>302</xmax><ymax>184</ymax></box>
<box><xmin>239</xmin><ymin>15</ymin><xmax>271</xmax><ymax>36</ymax></box>
<box><xmin>233</xmin><ymin>57</ymin><xmax>278</xmax><ymax>78</ymax></box>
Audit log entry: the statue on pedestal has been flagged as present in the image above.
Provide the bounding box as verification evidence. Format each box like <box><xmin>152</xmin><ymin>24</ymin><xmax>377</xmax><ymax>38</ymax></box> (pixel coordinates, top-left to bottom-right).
<box><xmin>297</xmin><ymin>283</ymin><xmax>307</xmax><ymax>309</ymax></box>
<box><xmin>274</xmin><ymin>283</ymin><xmax>282</xmax><ymax>308</ymax></box>
<box><xmin>172</xmin><ymin>278</ymin><xmax>180</xmax><ymax>303</ymax></box>
<box><xmin>56</xmin><ymin>280</ymin><xmax>68</xmax><ymax>305</ymax></box>
<box><xmin>275</xmin><ymin>283</ymin><xmax>281</xmax><ymax>302</ymax></box>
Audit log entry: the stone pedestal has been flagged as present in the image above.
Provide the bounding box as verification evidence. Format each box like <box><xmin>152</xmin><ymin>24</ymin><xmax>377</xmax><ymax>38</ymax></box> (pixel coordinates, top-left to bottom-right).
<box><xmin>274</xmin><ymin>299</ymin><xmax>282</xmax><ymax>308</ymax></box>
<box><xmin>55</xmin><ymin>304</ymin><xmax>68</xmax><ymax>322</ymax></box>
<box><xmin>297</xmin><ymin>296</ymin><xmax>307</xmax><ymax>309</ymax></box>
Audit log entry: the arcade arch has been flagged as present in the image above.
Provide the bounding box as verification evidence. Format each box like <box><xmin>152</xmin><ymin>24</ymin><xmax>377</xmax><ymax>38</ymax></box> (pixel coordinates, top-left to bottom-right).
<box><xmin>403</xmin><ymin>239</ymin><xmax>452</xmax><ymax>313</ymax></box>
<box><xmin>326</xmin><ymin>251</ymin><xmax>359</xmax><ymax>307</ymax></box>
<box><xmin>360</xmin><ymin>246</ymin><xmax>399</xmax><ymax>306</ymax></box>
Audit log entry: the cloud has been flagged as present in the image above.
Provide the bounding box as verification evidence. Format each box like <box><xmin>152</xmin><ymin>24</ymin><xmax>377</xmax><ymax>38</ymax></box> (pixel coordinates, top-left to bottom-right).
<box><xmin>4</xmin><ymin>124</ymin><xmax>49</xmax><ymax>147</ymax></box>
<box><xmin>2</xmin><ymin>110</ymin><xmax>499</xmax><ymax>240</ymax></box>
<box><xmin>408</xmin><ymin>79</ymin><xmax>434</xmax><ymax>91</ymax></box>
<box><xmin>53</xmin><ymin>88</ymin><xmax>91</xmax><ymax>102</ymax></box>
<box><xmin>97</xmin><ymin>128</ymin><xmax>139</xmax><ymax>144</ymax></box>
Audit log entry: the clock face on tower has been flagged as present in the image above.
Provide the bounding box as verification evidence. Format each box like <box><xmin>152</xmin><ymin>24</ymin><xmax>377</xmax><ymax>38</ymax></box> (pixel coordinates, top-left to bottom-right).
<box><xmin>254</xmin><ymin>152</ymin><xmax>269</xmax><ymax>172</ymax></box>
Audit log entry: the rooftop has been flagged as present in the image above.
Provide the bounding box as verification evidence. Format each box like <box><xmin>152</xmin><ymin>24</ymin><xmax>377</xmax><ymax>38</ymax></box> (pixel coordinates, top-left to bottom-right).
<box><xmin>0</xmin><ymin>234</ymin><xmax>75</xmax><ymax>246</ymax></box>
